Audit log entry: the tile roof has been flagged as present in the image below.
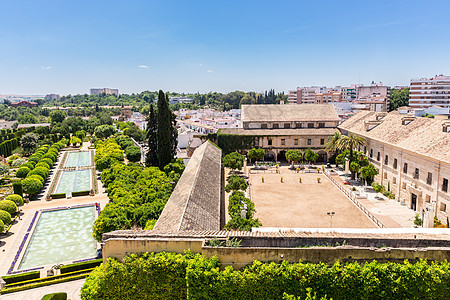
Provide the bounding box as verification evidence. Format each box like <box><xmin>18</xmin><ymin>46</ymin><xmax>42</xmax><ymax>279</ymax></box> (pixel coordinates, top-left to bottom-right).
<box><xmin>153</xmin><ymin>141</ymin><xmax>222</xmax><ymax>232</ymax></box>
<box><xmin>338</xmin><ymin>111</ymin><xmax>450</xmax><ymax>163</ymax></box>
<box><xmin>241</xmin><ymin>104</ymin><xmax>340</xmax><ymax>122</ymax></box>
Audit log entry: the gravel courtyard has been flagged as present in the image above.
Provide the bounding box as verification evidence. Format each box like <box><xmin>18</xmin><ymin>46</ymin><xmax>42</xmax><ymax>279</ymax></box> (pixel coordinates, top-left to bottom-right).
<box><xmin>249</xmin><ymin>170</ymin><xmax>377</xmax><ymax>228</ymax></box>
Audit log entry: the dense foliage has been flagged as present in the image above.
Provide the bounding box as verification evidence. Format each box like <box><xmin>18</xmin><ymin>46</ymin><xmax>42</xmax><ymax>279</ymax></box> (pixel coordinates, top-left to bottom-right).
<box><xmin>94</xmin><ymin>139</ymin><xmax>124</xmax><ymax>171</ymax></box>
<box><xmin>225</xmin><ymin>175</ymin><xmax>248</xmax><ymax>193</ymax></box>
<box><xmin>145</xmin><ymin>104</ymin><xmax>158</xmax><ymax>167</ymax></box>
<box><xmin>5</xmin><ymin>194</ymin><xmax>24</xmax><ymax>206</ymax></box>
<box><xmin>156</xmin><ymin>90</ymin><xmax>177</xmax><ymax>169</ymax></box>
<box><xmin>222</xmin><ymin>152</ymin><xmax>244</xmax><ymax>171</ymax></box>
<box><xmin>389</xmin><ymin>88</ymin><xmax>410</xmax><ymax>111</ymax></box>
<box><xmin>225</xmin><ymin>191</ymin><xmax>262</xmax><ymax>230</ymax></box>
<box><xmin>0</xmin><ymin>200</ymin><xmax>17</xmax><ymax>215</ymax></box>
<box><xmin>81</xmin><ymin>252</ymin><xmax>450</xmax><ymax>300</ymax></box>
<box><xmin>0</xmin><ymin>210</ymin><xmax>12</xmax><ymax>225</ymax></box>
<box><xmin>247</xmin><ymin>148</ymin><xmax>265</xmax><ymax>162</ymax></box>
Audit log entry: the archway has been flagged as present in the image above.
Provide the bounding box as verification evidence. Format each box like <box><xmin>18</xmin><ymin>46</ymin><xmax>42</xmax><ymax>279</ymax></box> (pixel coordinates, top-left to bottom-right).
<box><xmin>317</xmin><ymin>150</ymin><xmax>327</xmax><ymax>163</ymax></box>
<box><xmin>264</xmin><ymin>150</ymin><xmax>275</xmax><ymax>161</ymax></box>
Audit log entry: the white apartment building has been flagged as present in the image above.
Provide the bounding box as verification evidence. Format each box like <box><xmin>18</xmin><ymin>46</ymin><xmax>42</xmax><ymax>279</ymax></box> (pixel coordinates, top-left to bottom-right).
<box><xmin>339</xmin><ymin>110</ymin><xmax>450</xmax><ymax>225</ymax></box>
<box><xmin>90</xmin><ymin>88</ymin><xmax>119</xmax><ymax>96</ymax></box>
<box><xmin>410</xmin><ymin>75</ymin><xmax>450</xmax><ymax>109</ymax></box>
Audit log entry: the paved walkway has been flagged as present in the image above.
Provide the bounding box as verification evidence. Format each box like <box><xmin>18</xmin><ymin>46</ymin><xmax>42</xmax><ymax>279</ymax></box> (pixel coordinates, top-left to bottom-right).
<box><xmin>0</xmin><ymin>278</ymin><xmax>85</xmax><ymax>300</ymax></box>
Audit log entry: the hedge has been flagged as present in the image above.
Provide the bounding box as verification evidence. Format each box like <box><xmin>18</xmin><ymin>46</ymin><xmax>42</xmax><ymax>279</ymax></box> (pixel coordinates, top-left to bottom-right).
<box><xmin>12</xmin><ymin>181</ymin><xmax>23</xmax><ymax>198</ymax></box>
<box><xmin>0</xmin><ymin>200</ymin><xmax>17</xmax><ymax>215</ymax></box>
<box><xmin>71</xmin><ymin>190</ymin><xmax>91</xmax><ymax>197</ymax></box>
<box><xmin>41</xmin><ymin>292</ymin><xmax>67</xmax><ymax>300</ymax></box>
<box><xmin>80</xmin><ymin>252</ymin><xmax>450</xmax><ymax>300</ymax></box>
<box><xmin>1</xmin><ymin>270</ymin><xmax>40</xmax><ymax>284</ymax></box>
<box><xmin>50</xmin><ymin>193</ymin><xmax>66</xmax><ymax>199</ymax></box>
<box><xmin>0</xmin><ymin>210</ymin><xmax>12</xmax><ymax>225</ymax></box>
<box><xmin>0</xmin><ymin>219</ymin><xmax>4</xmax><ymax>232</ymax></box>
<box><xmin>0</xmin><ymin>271</ymin><xmax>91</xmax><ymax>295</ymax></box>
<box><xmin>60</xmin><ymin>259</ymin><xmax>102</xmax><ymax>274</ymax></box>
<box><xmin>5</xmin><ymin>194</ymin><xmax>23</xmax><ymax>206</ymax></box>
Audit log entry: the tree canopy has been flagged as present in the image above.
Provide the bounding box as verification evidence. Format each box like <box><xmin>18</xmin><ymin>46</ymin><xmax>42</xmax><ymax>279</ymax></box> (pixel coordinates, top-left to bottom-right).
<box><xmin>222</xmin><ymin>152</ymin><xmax>244</xmax><ymax>171</ymax></box>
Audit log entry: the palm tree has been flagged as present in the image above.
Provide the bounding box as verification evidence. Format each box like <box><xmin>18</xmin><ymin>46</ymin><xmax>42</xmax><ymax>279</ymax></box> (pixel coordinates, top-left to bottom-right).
<box><xmin>325</xmin><ymin>132</ymin><xmax>342</xmax><ymax>152</ymax></box>
<box><xmin>337</xmin><ymin>134</ymin><xmax>365</xmax><ymax>159</ymax></box>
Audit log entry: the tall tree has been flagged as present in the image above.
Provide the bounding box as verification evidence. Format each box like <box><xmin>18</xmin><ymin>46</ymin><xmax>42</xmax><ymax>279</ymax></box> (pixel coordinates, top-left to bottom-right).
<box><xmin>156</xmin><ymin>90</ymin><xmax>176</xmax><ymax>169</ymax></box>
<box><xmin>338</xmin><ymin>134</ymin><xmax>365</xmax><ymax>159</ymax></box>
<box><xmin>145</xmin><ymin>104</ymin><xmax>158</xmax><ymax>167</ymax></box>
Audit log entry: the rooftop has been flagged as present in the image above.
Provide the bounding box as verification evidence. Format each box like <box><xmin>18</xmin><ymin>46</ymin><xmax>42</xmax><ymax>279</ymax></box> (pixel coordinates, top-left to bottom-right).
<box><xmin>241</xmin><ymin>104</ymin><xmax>340</xmax><ymax>122</ymax></box>
<box><xmin>153</xmin><ymin>141</ymin><xmax>222</xmax><ymax>232</ymax></box>
<box><xmin>338</xmin><ymin>111</ymin><xmax>450</xmax><ymax>163</ymax></box>
<box><xmin>220</xmin><ymin>127</ymin><xmax>338</xmax><ymax>136</ymax></box>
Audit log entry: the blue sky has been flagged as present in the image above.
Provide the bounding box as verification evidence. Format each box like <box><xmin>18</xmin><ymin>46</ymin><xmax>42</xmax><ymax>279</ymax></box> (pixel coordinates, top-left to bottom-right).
<box><xmin>1</xmin><ymin>0</ymin><xmax>450</xmax><ymax>95</ymax></box>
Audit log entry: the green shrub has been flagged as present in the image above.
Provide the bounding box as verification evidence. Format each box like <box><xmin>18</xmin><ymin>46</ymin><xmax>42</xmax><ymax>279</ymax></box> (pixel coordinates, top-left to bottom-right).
<box><xmin>27</xmin><ymin>174</ymin><xmax>45</xmax><ymax>185</ymax></box>
<box><xmin>16</xmin><ymin>166</ymin><xmax>31</xmax><ymax>178</ymax></box>
<box><xmin>0</xmin><ymin>200</ymin><xmax>17</xmax><ymax>215</ymax></box>
<box><xmin>1</xmin><ymin>270</ymin><xmax>40</xmax><ymax>284</ymax></box>
<box><xmin>60</xmin><ymin>259</ymin><xmax>102</xmax><ymax>274</ymax></box>
<box><xmin>41</xmin><ymin>292</ymin><xmax>67</xmax><ymax>300</ymax></box>
<box><xmin>40</xmin><ymin>158</ymin><xmax>54</xmax><ymax>168</ymax></box>
<box><xmin>21</xmin><ymin>177</ymin><xmax>43</xmax><ymax>195</ymax></box>
<box><xmin>12</xmin><ymin>181</ymin><xmax>23</xmax><ymax>197</ymax></box>
<box><xmin>5</xmin><ymin>194</ymin><xmax>24</xmax><ymax>206</ymax></box>
<box><xmin>11</xmin><ymin>158</ymin><xmax>27</xmax><ymax>167</ymax></box>
<box><xmin>0</xmin><ymin>210</ymin><xmax>11</xmax><ymax>226</ymax></box>
<box><xmin>0</xmin><ymin>219</ymin><xmax>4</xmax><ymax>232</ymax></box>
<box><xmin>71</xmin><ymin>190</ymin><xmax>91</xmax><ymax>197</ymax></box>
<box><xmin>50</xmin><ymin>193</ymin><xmax>66</xmax><ymax>199</ymax></box>
<box><xmin>125</xmin><ymin>145</ymin><xmax>141</xmax><ymax>162</ymax></box>
<box><xmin>28</xmin><ymin>166</ymin><xmax>49</xmax><ymax>180</ymax></box>
<box><xmin>35</xmin><ymin>162</ymin><xmax>51</xmax><ymax>169</ymax></box>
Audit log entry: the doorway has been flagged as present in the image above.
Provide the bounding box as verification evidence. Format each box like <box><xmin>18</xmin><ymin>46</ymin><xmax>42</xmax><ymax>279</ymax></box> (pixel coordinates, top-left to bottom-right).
<box><xmin>411</xmin><ymin>193</ymin><xmax>417</xmax><ymax>211</ymax></box>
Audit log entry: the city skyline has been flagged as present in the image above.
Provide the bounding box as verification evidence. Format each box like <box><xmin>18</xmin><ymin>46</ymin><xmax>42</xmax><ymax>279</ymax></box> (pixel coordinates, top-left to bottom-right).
<box><xmin>1</xmin><ymin>0</ymin><xmax>450</xmax><ymax>95</ymax></box>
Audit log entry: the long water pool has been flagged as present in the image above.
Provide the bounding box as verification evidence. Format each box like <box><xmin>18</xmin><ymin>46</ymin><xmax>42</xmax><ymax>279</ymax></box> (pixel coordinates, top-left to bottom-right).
<box><xmin>64</xmin><ymin>151</ymin><xmax>91</xmax><ymax>168</ymax></box>
<box><xmin>19</xmin><ymin>206</ymin><xmax>97</xmax><ymax>270</ymax></box>
<box><xmin>55</xmin><ymin>169</ymin><xmax>91</xmax><ymax>195</ymax></box>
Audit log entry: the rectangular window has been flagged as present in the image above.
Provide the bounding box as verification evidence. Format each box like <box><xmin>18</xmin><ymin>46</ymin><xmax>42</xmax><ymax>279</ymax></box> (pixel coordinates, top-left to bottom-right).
<box><xmin>268</xmin><ymin>138</ymin><xmax>272</xmax><ymax>146</ymax></box>
<box><xmin>427</xmin><ymin>172</ymin><xmax>432</xmax><ymax>185</ymax></box>
<box><xmin>403</xmin><ymin>163</ymin><xmax>408</xmax><ymax>174</ymax></box>
<box><xmin>364</xmin><ymin>146</ymin><xmax>367</xmax><ymax>153</ymax></box>
<box><xmin>384</xmin><ymin>172</ymin><xmax>387</xmax><ymax>179</ymax></box>
<box><xmin>308</xmin><ymin>123</ymin><xmax>314</xmax><ymax>128</ymax></box>
<box><xmin>414</xmin><ymin>168</ymin><xmax>419</xmax><ymax>179</ymax></box>
<box><xmin>393</xmin><ymin>177</ymin><xmax>397</xmax><ymax>184</ymax></box>
<box><xmin>425</xmin><ymin>194</ymin><xmax>431</xmax><ymax>203</ymax></box>
<box><xmin>318</xmin><ymin>122</ymin><xmax>325</xmax><ymax>128</ymax></box>
<box><xmin>441</xmin><ymin>203</ymin><xmax>447</xmax><ymax>212</ymax></box>
<box><xmin>294</xmin><ymin>139</ymin><xmax>298</xmax><ymax>145</ymax></box>
<box><xmin>296</xmin><ymin>122</ymin><xmax>302</xmax><ymax>128</ymax></box>
<box><xmin>307</xmin><ymin>139</ymin><xmax>312</xmax><ymax>145</ymax></box>
<box><xmin>261</xmin><ymin>124</ymin><xmax>267</xmax><ymax>129</ymax></box>
<box><xmin>443</xmin><ymin>178</ymin><xmax>448</xmax><ymax>192</ymax></box>
<box><xmin>384</xmin><ymin>155</ymin><xmax>388</xmax><ymax>165</ymax></box>
<box><xmin>370</xmin><ymin>149</ymin><xmax>373</xmax><ymax>158</ymax></box>
<box><xmin>255</xmin><ymin>138</ymin><xmax>259</xmax><ymax>147</ymax></box>
<box><xmin>284</xmin><ymin>123</ymin><xmax>290</xmax><ymax>129</ymax></box>
<box><xmin>281</xmin><ymin>139</ymin><xmax>285</xmax><ymax>145</ymax></box>
<box><xmin>377</xmin><ymin>152</ymin><xmax>380</xmax><ymax>161</ymax></box>
<box><xmin>393</xmin><ymin>158</ymin><xmax>397</xmax><ymax>169</ymax></box>
<box><xmin>320</xmin><ymin>139</ymin><xmax>324</xmax><ymax>145</ymax></box>
<box><xmin>273</xmin><ymin>123</ymin><xmax>279</xmax><ymax>129</ymax></box>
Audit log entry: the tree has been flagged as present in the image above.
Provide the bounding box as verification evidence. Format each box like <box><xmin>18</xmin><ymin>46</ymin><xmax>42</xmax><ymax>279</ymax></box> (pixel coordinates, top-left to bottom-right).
<box><xmin>0</xmin><ymin>200</ymin><xmax>17</xmax><ymax>215</ymax></box>
<box><xmin>21</xmin><ymin>133</ymin><xmax>39</xmax><ymax>154</ymax></box>
<box><xmin>5</xmin><ymin>194</ymin><xmax>24</xmax><ymax>206</ymax></box>
<box><xmin>49</xmin><ymin>109</ymin><xmax>67</xmax><ymax>123</ymax></box>
<box><xmin>125</xmin><ymin>146</ymin><xmax>141</xmax><ymax>162</ymax></box>
<box><xmin>124</xmin><ymin>124</ymin><xmax>145</xmax><ymax>142</ymax></box>
<box><xmin>0</xmin><ymin>210</ymin><xmax>11</xmax><ymax>226</ymax></box>
<box><xmin>146</xmin><ymin>105</ymin><xmax>158</xmax><ymax>167</ymax></box>
<box><xmin>21</xmin><ymin>177</ymin><xmax>43</xmax><ymax>195</ymax></box>
<box><xmin>225</xmin><ymin>175</ymin><xmax>248</xmax><ymax>193</ymax></box>
<box><xmin>360</xmin><ymin>164</ymin><xmax>378</xmax><ymax>184</ymax></box>
<box><xmin>285</xmin><ymin>150</ymin><xmax>302</xmax><ymax>165</ymax></box>
<box><xmin>156</xmin><ymin>90</ymin><xmax>176</xmax><ymax>169</ymax></box>
<box><xmin>389</xmin><ymin>88</ymin><xmax>409</xmax><ymax>111</ymax></box>
<box><xmin>338</xmin><ymin>134</ymin><xmax>365</xmax><ymax>160</ymax></box>
<box><xmin>304</xmin><ymin>148</ymin><xmax>318</xmax><ymax>164</ymax></box>
<box><xmin>325</xmin><ymin>132</ymin><xmax>342</xmax><ymax>152</ymax></box>
<box><xmin>17</xmin><ymin>113</ymin><xmax>38</xmax><ymax>124</ymax></box>
<box><xmin>247</xmin><ymin>148</ymin><xmax>265</xmax><ymax>162</ymax></box>
<box><xmin>70</xmin><ymin>136</ymin><xmax>82</xmax><ymax>146</ymax></box>
<box><xmin>75</xmin><ymin>130</ymin><xmax>86</xmax><ymax>140</ymax></box>
<box><xmin>94</xmin><ymin>125</ymin><xmax>115</xmax><ymax>139</ymax></box>
<box><xmin>222</xmin><ymin>152</ymin><xmax>244</xmax><ymax>171</ymax></box>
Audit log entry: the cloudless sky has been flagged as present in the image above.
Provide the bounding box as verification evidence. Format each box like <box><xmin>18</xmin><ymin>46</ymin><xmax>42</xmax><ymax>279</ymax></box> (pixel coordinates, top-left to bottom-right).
<box><xmin>1</xmin><ymin>0</ymin><xmax>450</xmax><ymax>95</ymax></box>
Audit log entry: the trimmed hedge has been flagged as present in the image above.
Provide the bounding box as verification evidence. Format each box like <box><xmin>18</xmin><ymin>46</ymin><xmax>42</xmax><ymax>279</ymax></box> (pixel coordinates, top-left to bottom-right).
<box><xmin>0</xmin><ymin>210</ymin><xmax>12</xmax><ymax>225</ymax></box>
<box><xmin>71</xmin><ymin>190</ymin><xmax>91</xmax><ymax>197</ymax></box>
<box><xmin>1</xmin><ymin>270</ymin><xmax>40</xmax><ymax>284</ymax></box>
<box><xmin>41</xmin><ymin>292</ymin><xmax>67</xmax><ymax>300</ymax></box>
<box><xmin>0</xmin><ymin>200</ymin><xmax>17</xmax><ymax>215</ymax></box>
<box><xmin>81</xmin><ymin>252</ymin><xmax>450</xmax><ymax>300</ymax></box>
<box><xmin>5</xmin><ymin>194</ymin><xmax>24</xmax><ymax>206</ymax></box>
<box><xmin>12</xmin><ymin>181</ymin><xmax>23</xmax><ymax>198</ymax></box>
<box><xmin>60</xmin><ymin>259</ymin><xmax>102</xmax><ymax>274</ymax></box>
<box><xmin>50</xmin><ymin>193</ymin><xmax>66</xmax><ymax>199</ymax></box>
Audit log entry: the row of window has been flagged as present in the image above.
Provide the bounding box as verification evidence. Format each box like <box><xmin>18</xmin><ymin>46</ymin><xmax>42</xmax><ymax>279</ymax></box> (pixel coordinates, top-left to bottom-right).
<box><xmin>259</xmin><ymin>122</ymin><xmax>326</xmax><ymax>129</ymax></box>
<box><xmin>265</xmin><ymin>138</ymin><xmax>325</xmax><ymax>146</ymax></box>
<box><xmin>368</xmin><ymin>148</ymin><xmax>449</xmax><ymax>193</ymax></box>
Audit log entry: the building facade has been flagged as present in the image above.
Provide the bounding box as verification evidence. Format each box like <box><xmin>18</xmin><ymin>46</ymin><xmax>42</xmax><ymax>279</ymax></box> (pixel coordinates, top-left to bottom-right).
<box><xmin>410</xmin><ymin>75</ymin><xmax>450</xmax><ymax>109</ymax></box>
<box><xmin>44</xmin><ymin>94</ymin><xmax>61</xmax><ymax>101</ymax></box>
<box><xmin>339</xmin><ymin>110</ymin><xmax>450</xmax><ymax>224</ymax></box>
<box><xmin>10</xmin><ymin>101</ymin><xmax>38</xmax><ymax>108</ymax></box>
<box><xmin>90</xmin><ymin>88</ymin><xmax>119</xmax><ymax>96</ymax></box>
<box><xmin>220</xmin><ymin>104</ymin><xmax>340</xmax><ymax>162</ymax></box>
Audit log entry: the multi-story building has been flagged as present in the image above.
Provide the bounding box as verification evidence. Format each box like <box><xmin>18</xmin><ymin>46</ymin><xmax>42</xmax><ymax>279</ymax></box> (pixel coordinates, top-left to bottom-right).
<box><xmin>315</xmin><ymin>92</ymin><xmax>342</xmax><ymax>104</ymax></box>
<box><xmin>90</xmin><ymin>88</ymin><xmax>119</xmax><ymax>96</ymax></box>
<box><xmin>339</xmin><ymin>110</ymin><xmax>450</xmax><ymax>225</ymax></box>
<box><xmin>219</xmin><ymin>104</ymin><xmax>340</xmax><ymax>162</ymax></box>
<box><xmin>287</xmin><ymin>88</ymin><xmax>302</xmax><ymax>104</ymax></box>
<box><xmin>410</xmin><ymin>75</ymin><xmax>450</xmax><ymax>109</ymax></box>
<box><xmin>10</xmin><ymin>100</ymin><xmax>38</xmax><ymax>108</ymax></box>
<box><xmin>288</xmin><ymin>86</ymin><xmax>328</xmax><ymax>104</ymax></box>
<box><xmin>355</xmin><ymin>82</ymin><xmax>390</xmax><ymax>112</ymax></box>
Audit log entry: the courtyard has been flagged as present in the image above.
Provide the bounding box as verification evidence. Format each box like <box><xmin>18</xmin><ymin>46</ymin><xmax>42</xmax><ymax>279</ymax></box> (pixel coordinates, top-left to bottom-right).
<box><xmin>249</xmin><ymin>167</ymin><xmax>377</xmax><ymax>228</ymax></box>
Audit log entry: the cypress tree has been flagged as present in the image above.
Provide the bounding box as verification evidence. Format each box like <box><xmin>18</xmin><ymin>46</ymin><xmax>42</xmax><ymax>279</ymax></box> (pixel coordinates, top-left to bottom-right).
<box><xmin>145</xmin><ymin>104</ymin><xmax>158</xmax><ymax>167</ymax></box>
<box><xmin>156</xmin><ymin>90</ymin><xmax>175</xmax><ymax>169</ymax></box>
